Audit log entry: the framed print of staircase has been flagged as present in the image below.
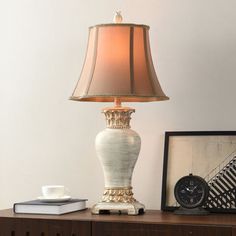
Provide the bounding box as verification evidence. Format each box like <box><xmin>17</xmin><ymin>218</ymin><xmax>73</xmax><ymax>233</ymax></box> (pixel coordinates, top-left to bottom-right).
<box><xmin>161</xmin><ymin>131</ymin><xmax>236</xmax><ymax>213</ymax></box>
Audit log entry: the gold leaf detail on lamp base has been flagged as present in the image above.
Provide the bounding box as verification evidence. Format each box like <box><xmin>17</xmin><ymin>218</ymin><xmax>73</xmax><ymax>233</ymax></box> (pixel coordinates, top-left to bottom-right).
<box><xmin>102</xmin><ymin>187</ymin><xmax>136</xmax><ymax>203</ymax></box>
<box><xmin>103</xmin><ymin>107</ymin><xmax>135</xmax><ymax>129</ymax></box>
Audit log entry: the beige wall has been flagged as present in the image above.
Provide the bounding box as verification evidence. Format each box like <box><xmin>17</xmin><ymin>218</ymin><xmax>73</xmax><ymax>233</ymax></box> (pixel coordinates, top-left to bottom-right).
<box><xmin>1</xmin><ymin>0</ymin><xmax>236</xmax><ymax>210</ymax></box>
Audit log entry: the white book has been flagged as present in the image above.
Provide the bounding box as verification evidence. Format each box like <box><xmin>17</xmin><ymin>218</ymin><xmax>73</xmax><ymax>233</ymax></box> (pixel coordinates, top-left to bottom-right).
<box><xmin>13</xmin><ymin>199</ymin><xmax>87</xmax><ymax>215</ymax></box>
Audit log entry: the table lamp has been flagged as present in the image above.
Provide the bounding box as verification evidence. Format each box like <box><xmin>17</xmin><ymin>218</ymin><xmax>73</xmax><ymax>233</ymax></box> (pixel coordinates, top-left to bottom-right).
<box><xmin>70</xmin><ymin>12</ymin><xmax>169</xmax><ymax>215</ymax></box>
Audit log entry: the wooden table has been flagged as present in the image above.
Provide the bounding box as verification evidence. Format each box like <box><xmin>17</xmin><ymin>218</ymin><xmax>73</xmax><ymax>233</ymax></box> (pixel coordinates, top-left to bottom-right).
<box><xmin>1</xmin><ymin>208</ymin><xmax>236</xmax><ymax>235</ymax></box>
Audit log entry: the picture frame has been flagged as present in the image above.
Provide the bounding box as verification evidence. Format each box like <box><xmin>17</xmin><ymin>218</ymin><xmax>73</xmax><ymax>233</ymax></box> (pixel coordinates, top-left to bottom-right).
<box><xmin>161</xmin><ymin>131</ymin><xmax>236</xmax><ymax>213</ymax></box>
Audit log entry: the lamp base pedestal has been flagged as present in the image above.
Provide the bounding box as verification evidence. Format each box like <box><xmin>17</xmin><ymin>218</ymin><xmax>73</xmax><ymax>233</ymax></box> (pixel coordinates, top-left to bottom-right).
<box><xmin>91</xmin><ymin>201</ymin><xmax>145</xmax><ymax>215</ymax></box>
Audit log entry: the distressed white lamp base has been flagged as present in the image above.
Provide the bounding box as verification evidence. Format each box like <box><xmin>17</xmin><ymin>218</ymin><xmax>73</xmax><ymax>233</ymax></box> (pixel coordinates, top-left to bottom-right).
<box><xmin>91</xmin><ymin>202</ymin><xmax>145</xmax><ymax>215</ymax></box>
<box><xmin>92</xmin><ymin>99</ymin><xmax>145</xmax><ymax>215</ymax></box>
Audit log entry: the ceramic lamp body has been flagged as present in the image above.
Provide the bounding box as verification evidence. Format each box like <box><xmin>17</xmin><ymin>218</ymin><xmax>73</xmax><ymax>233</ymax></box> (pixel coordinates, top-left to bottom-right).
<box><xmin>95</xmin><ymin>128</ymin><xmax>141</xmax><ymax>188</ymax></box>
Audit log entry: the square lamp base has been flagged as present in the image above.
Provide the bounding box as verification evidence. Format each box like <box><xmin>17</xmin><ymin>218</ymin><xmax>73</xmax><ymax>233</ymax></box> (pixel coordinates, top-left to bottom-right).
<box><xmin>91</xmin><ymin>202</ymin><xmax>145</xmax><ymax>215</ymax></box>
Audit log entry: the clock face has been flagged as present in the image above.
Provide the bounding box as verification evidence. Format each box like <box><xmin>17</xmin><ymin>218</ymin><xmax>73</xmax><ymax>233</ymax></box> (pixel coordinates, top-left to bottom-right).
<box><xmin>174</xmin><ymin>174</ymin><xmax>209</xmax><ymax>209</ymax></box>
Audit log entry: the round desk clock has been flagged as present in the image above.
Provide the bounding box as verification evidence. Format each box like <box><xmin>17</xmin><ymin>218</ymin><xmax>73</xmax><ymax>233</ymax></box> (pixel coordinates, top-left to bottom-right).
<box><xmin>174</xmin><ymin>173</ymin><xmax>209</xmax><ymax>215</ymax></box>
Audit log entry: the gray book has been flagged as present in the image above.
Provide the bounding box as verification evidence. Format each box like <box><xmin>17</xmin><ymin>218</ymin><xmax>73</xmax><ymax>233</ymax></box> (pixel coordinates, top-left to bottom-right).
<box><xmin>13</xmin><ymin>199</ymin><xmax>87</xmax><ymax>215</ymax></box>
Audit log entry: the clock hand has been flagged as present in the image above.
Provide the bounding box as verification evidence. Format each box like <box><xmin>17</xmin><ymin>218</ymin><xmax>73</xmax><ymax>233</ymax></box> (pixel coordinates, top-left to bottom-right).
<box><xmin>192</xmin><ymin>186</ymin><xmax>197</xmax><ymax>192</ymax></box>
<box><xmin>186</xmin><ymin>187</ymin><xmax>195</xmax><ymax>193</ymax></box>
<box><xmin>192</xmin><ymin>184</ymin><xmax>202</xmax><ymax>191</ymax></box>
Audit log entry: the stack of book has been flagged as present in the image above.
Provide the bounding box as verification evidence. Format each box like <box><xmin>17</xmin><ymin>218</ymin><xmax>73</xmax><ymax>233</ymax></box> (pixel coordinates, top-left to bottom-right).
<box><xmin>13</xmin><ymin>199</ymin><xmax>87</xmax><ymax>215</ymax></box>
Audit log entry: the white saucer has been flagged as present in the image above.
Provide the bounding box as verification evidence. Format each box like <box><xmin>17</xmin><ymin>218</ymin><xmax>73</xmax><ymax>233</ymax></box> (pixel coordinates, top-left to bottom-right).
<box><xmin>37</xmin><ymin>195</ymin><xmax>71</xmax><ymax>203</ymax></box>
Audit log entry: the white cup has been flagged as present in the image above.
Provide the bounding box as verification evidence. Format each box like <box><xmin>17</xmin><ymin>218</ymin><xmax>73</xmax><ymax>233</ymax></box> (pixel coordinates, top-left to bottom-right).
<box><xmin>41</xmin><ymin>185</ymin><xmax>66</xmax><ymax>198</ymax></box>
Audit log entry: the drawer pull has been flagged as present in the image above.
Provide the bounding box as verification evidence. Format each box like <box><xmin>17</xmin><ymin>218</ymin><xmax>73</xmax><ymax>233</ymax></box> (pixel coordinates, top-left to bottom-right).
<box><xmin>189</xmin><ymin>231</ymin><xmax>193</xmax><ymax>235</ymax></box>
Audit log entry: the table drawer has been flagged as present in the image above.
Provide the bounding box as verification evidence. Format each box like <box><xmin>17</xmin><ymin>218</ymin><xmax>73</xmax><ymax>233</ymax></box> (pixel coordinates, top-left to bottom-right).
<box><xmin>92</xmin><ymin>222</ymin><xmax>231</xmax><ymax>236</ymax></box>
<box><xmin>231</xmin><ymin>227</ymin><xmax>236</xmax><ymax>236</ymax></box>
<box><xmin>0</xmin><ymin>218</ymin><xmax>91</xmax><ymax>236</ymax></box>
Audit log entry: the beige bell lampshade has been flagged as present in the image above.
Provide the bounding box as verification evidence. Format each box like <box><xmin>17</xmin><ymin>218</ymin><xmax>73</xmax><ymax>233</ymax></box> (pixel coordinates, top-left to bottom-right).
<box><xmin>71</xmin><ymin>23</ymin><xmax>169</xmax><ymax>102</ymax></box>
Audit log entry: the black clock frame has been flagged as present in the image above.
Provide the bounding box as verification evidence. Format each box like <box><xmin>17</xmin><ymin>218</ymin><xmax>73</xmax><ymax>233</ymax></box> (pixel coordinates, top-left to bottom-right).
<box><xmin>174</xmin><ymin>174</ymin><xmax>209</xmax><ymax>209</ymax></box>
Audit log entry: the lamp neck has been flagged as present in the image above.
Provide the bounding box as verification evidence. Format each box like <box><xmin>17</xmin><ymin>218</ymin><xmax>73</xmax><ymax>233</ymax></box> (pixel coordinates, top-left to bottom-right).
<box><xmin>114</xmin><ymin>97</ymin><xmax>122</xmax><ymax>107</ymax></box>
<box><xmin>102</xmin><ymin>101</ymin><xmax>135</xmax><ymax>129</ymax></box>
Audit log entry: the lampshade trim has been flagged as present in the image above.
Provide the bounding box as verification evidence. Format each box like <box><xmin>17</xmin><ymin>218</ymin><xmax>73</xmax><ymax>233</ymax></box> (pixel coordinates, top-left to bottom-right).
<box><xmin>89</xmin><ymin>23</ymin><xmax>150</xmax><ymax>30</ymax></box>
<box><xmin>70</xmin><ymin>94</ymin><xmax>169</xmax><ymax>102</ymax></box>
<box><xmin>129</xmin><ymin>26</ymin><xmax>135</xmax><ymax>95</ymax></box>
<box><xmin>143</xmin><ymin>27</ymin><xmax>156</xmax><ymax>94</ymax></box>
<box><xmin>71</xmin><ymin>27</ymin><xmax>99</xmax><ymax>97</ymax></box>
<box><xmin>85</xmin><ymin>27</ymin><xmax>99</xmax><ymax>96</ymax></box>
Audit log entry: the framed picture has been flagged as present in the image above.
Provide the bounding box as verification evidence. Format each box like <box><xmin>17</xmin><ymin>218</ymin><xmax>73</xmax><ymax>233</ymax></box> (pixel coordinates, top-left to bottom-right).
<box><xmin>161</xmin><ymin>131</ymin><xmax>236</xmax><ymax>213</ymax></box>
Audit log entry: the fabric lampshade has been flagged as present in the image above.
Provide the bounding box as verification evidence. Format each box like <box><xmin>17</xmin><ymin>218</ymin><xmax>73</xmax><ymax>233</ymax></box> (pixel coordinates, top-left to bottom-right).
<box><xmin>71</xmin><ymin>23</ymin><xmax>169</xmax><ymax>102</ymax></box>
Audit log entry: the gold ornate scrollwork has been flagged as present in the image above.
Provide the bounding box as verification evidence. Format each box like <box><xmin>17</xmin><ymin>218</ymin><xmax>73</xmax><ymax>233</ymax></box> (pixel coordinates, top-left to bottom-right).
<box><xmin>102</xmin><ymin>187</ymin><xmax>136</xmax><ymax>203</ymax></box>
<box><xmin>103</xmin><ymin>108</ymin><xmax>135</xmax><ymax>129</ymax></box>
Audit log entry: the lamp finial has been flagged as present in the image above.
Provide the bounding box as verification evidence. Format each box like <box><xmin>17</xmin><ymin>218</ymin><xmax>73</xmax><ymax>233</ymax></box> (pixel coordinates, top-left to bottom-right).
<box><xmin>113</xmin><ymin>11</ymin><xmax>123</xmax><ymax>23</ymax></box>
